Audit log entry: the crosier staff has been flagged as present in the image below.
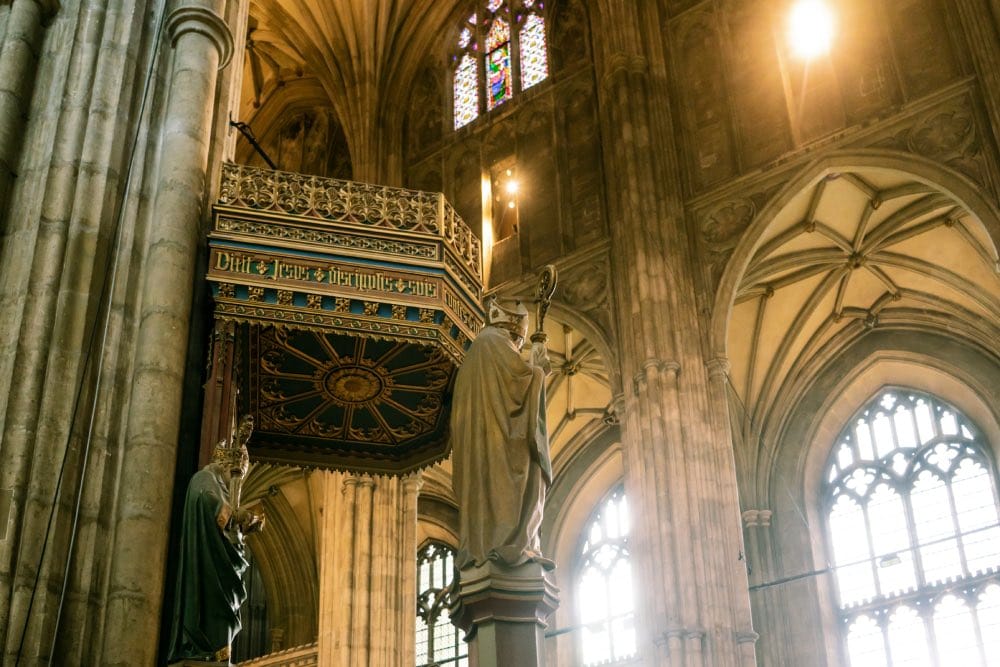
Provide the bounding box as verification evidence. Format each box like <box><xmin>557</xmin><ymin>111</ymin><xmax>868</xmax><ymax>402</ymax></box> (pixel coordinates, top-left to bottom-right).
<box><xmin>530</xmin><ymin>265</ymin><xmax>557</xmax><ymax>374</ymax></box>
<box><xmin>531</xmin><ymin>265</ymin><xmax>558</xmax><ymax>345</ymax></box>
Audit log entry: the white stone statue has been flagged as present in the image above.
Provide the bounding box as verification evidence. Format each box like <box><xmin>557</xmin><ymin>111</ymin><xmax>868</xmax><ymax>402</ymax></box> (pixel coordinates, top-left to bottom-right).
<box><xmin>451</xmin><ymin>297</ymin><xmax>553</xmax><ymax>570</ymax></box>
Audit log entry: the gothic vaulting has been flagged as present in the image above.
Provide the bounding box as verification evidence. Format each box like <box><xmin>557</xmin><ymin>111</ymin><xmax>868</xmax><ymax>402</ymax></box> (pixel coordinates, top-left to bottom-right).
<box><xmin>0</xmin><ymin>0</ymin><xmax>999</xmax><ymax>665</ymax></box>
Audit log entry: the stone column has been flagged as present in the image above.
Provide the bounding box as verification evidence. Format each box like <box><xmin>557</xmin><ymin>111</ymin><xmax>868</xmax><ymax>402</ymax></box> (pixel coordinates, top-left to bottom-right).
<box><xmin>0</xmin><ymin>0</ymin><xmax>53</xmax><ymax>226</ymax></box>
<box><xmin>592</xmin><ymin>3</ymin><xmax>756</xmax><ymax>664</ymax></box>
<box><xmin>449</xmin><ymin>561</ymin><xmax>559</xmax><ymax>667</ymax></box>
<box><xmin>318</xmin><ymin>471</ymin><xmax>420</xmax><ymax>667</ymax></box>
<box><xmin>953</xmin><ymin>0</ymin><xmax>1000</xmax><ymax>139</ymax></box>
<box><xmin>101</xmin><ymin>3</ymin><xmax>232</xmax><ymax>664</ymax></box>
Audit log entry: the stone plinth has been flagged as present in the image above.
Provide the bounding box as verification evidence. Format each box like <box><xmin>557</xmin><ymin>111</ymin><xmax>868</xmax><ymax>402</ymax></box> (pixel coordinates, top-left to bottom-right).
<box><xmin>449</xmin><ymin>561</ymin><xmax>559</xmax><ymax>667</ymax></box>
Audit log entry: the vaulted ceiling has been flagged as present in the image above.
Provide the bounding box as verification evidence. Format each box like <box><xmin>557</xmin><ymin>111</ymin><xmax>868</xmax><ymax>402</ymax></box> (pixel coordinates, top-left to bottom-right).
<box><xmin>238</xmin><ymin>0</ymin><xmax>469</xmax><ymax>182</ymax></box>
<box><xmin>726</xmin><ymin>166</ymin><xmax>1000</xmax><ymax>444</ymax></box>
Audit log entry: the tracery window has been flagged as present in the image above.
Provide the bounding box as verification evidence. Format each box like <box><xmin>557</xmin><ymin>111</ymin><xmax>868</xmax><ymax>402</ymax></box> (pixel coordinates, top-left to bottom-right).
<box><xmin>824</xmin><ymin>389</ymin><xmax>1000</xmax><ymax>666</ymax></box>
<box><xmin>416</xmin><ymin>542</ymin><xmax>467</xmax><ymax>667</ymax></box>
<box><xmin>452</xmin><ymin>1</ymin><xmax>549</xmax><ymax>129</ymax></box>
<box><xmin>577</xmin><ymin>486</ymin><xmax>637</xmax><ymax>666</ymax></box>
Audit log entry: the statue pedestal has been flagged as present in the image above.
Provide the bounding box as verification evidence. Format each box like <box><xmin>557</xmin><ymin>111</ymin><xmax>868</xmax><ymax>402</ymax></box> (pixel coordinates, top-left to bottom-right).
<box><xmin>449</xmin><ymin>561</ymin><xmax>560</xmax><ymax>667</ymax></box>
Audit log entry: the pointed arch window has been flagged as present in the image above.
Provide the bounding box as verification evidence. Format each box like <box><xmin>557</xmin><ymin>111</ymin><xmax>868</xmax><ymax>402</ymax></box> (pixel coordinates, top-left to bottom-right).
<box><xmin>824</xmin><ymin>389</ymin><xmax>1000</xmax><ymax>666</ymax></box>
<box><xmin>416</xmin><ymin>542</ymin><xmax>467</xmax><ymax>667</ymax></box>
<box><xmin>576</xmin><ymin>485</ymin><xmax>637</xmax><ymax>666</ymax></box>
<box><xmin>451</xmin><ymin>1</ymin><xmax>549</xmax><ymax>129</ymax></box>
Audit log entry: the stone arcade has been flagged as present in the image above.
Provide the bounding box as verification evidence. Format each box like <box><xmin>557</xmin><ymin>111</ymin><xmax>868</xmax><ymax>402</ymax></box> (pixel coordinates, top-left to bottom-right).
<box><xmin>1</xmin><ymin>1</ymin><xmax>999</xmax><ymax>666</ymax></box>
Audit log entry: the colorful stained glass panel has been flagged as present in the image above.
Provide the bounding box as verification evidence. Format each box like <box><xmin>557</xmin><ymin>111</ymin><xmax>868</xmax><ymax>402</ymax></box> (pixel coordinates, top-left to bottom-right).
<box><xmin>458</xmin><ymin>27</ymin><xmax>472</xmax><ymax>48</ymax></box>
<box><xmin>454</xmin><ymin>53</ymin><xmax>479</xmax><ymax>129</ymax></box>
<box><xmin>520</xmin><ymin>13</ymin><xmax>548</xmax><ymax>89</ymax></box>
<box><xmin>487</xmin><ymin>0</ymin><xmax>504</xmax><ymax>13</ymax></box>
<box><xmin>487</xmin><ymin>46</ymin><xmax>512</xmax><ymax>109</ymax></box>
<box><xmin>486</xmin><ymin>18</ymin><xmax>510</xmax><ymax>51</ymax></box>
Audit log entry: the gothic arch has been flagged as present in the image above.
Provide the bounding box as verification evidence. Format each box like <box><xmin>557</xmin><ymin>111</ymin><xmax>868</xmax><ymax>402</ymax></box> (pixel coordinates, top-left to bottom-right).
<box><xmin>711</xmin><ymin>148</ymin><xmax>1000</xmax><ymax>358</ymax></box>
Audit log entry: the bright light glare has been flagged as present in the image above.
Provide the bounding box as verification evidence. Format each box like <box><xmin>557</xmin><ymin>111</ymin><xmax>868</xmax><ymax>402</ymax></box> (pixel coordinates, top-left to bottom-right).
<box><xmin>505</xmin><ymin>179</ymin><xmax>519</xmax><ymax>195</ymax></box>
<box><xmin>788</xmin><ymin>0</ymin><xmax>835</xmax><ymax>59</ymax></box>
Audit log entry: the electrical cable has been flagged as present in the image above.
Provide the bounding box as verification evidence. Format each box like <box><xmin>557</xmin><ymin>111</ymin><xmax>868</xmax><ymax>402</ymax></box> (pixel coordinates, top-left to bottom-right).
<box><xmin>15</xmin><ymin>0</ymin><xmax>171</xmax><ymax>661</ymax></box>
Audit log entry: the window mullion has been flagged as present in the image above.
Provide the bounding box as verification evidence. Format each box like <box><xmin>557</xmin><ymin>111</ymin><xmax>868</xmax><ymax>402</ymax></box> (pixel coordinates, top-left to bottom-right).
<box><xmin>861</xmin><ymin>496</ymin><xmax>883</xmax><ymax>598</ymax></box>
<box><xmin>902</xmin><ymin>471</ymin><xmax>927</xmax><ymax>588</ymax></box>
<box><xmin>946</xmin><ymin>462</ymin><xmax>971</xmax><ymax>577</ymax></box>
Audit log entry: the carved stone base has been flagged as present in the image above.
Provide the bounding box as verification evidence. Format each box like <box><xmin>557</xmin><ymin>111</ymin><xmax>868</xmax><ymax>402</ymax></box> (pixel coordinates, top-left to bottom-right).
<box><xmin>449</xmin><ymin>561</ymin><xmax>560</xmax><ymax>667</ymax></box>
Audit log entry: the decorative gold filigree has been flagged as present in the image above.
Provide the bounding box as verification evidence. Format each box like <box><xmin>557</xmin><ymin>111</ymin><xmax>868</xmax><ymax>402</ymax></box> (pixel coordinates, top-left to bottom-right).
<box><xmin>218</xmin><ymin>163</ymin><xmax>481</xmax><ymax>277</ymax></box>
<box><xmin>335</xmin><ymin>297</ymin><xmax>351</xmax><ymax>313</ymax></box>
<box><xmin>218</xmin><ymin>282</ymin><xmax>235</xmax><ymax>298</ymax></box>
<box><xmin>307</xmin><ymin>294</ymin><xmax>323</xmax><ymax>308</ymax></box>
<box><xmin>363</xmin><ymin>302</ymin><xmax>379</xmax><ymax>316</ymax></box>
<box><xmin>277</xmin><ymin>290</ymin><xmax>293</xmax><ymax>306</ymax></box>
<box><xmin>248</xmin><ymin>286</ymin><xmax>264</xmax><ymax>302</ymax></box>
<box><xmin>392</xmin><ymin>304</ymin><xmax>407</xmax><ymax>320</ymax></box>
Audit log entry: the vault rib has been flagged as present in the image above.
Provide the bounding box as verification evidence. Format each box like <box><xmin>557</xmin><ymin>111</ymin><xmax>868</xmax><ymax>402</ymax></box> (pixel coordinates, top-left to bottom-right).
<box><xmin>752</xmin><ymin>269</ymin><xmax>843</xmax><ymax>418</ymax></box>
<box><xmin>743</xmin><ymin>248</ymin><xmax>844</xmax><ymax>287</ymax></box>
<box><xmin>859</xmin><ymin>193</ymin><xmax>952</xmax><ymax>252</ymax></box>
<box><xmin>870</xmin><ymin>251</ymin><xmax>1000</xmax><ymax>319</ymax></box>
<box><xmin>866</xmin><ymin>211</ymin><xmax>955</xmax><ymax>253</ymax></box>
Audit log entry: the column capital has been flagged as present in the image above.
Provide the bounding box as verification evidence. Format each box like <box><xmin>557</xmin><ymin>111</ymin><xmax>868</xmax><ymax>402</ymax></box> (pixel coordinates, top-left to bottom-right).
<box><xmin>603</xmin><ymin>392</ymin><xmax>627</xmax><ymax>425</ymax></box>
<box><xmin>632</xmin><ymin>358</ymin><xmax>680</xmax><ymax>395</ymax></box>
<box><xmin>742</xmin><ymin>509</ymin><xmax>772</xmax><ymax>528</ymax></box>
<box><xmin>705</xmin><ymin>356</ymin><xmax>731</xmax><ymax>379</ymax></box>
<box><xmin>401</xmin><ymin>471</ymin><xmax>424</xmax><ymax>494</ymax></box>
<box><xmin>165</xmin><ymin>4</ymin><xmax>234</xmax><ymax>69</ymax></box>
<box><xmin>600</xmin><ymin>52</ymin><xmax>649</xmax><ymax>95</ymax></box>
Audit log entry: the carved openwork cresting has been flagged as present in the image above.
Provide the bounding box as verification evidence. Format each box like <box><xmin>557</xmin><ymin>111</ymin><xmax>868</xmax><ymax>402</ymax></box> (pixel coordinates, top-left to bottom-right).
<box><xmin>206</xmin><ymin>164</ymin><xmax>484</xmax><ymax>474</ymax></box>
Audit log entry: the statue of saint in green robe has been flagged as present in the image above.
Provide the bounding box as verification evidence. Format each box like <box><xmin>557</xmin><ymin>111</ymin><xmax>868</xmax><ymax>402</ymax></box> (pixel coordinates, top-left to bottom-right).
<box><xmin>451</xmin><ymin>299</ymin><xmax>552</xmax><ymax>570</ymax></box>
<box><xmin>168</xmin><ymin>418</ymin><xmax>263</xmax><ymax>664</ymax></box>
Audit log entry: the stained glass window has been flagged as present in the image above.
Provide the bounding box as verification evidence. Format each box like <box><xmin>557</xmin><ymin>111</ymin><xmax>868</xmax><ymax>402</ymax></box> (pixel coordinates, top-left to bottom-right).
<box><xmin>486</xmin><ymin>42</ymin><xmax>512</xmax><ymax>110</ymax></box>
<box><xmin>577</xmin><ymin>486</ymin><xmax>637</xmax><ymax>666</ymax></box>
<box><xmin>452</xmin><ymin>1</ymin><xmax>549</xmax><ymax>128</ymax></box>
<box><xmin>825</xmin><ymin>390</ymin><xmax>1000</xmax><ymax>667</ymax></box>
<box><xmin>519</xmin><ymin>13</ymin><xmax>548</xmax><ymax>89</ymax></box>
<box><xmin>416</xmin><ymin>542</ymin><xmax>467</xmax><ymax>667</ymax></box>
<box><xmin>486</xmin><ymin>16</ymin><xmax>510</xmax><ymax>50</ymax></box>
<box><xmin>454</xmin><ymin>53</ymin><xmax>479</xmax><ymax>129</ymax></box>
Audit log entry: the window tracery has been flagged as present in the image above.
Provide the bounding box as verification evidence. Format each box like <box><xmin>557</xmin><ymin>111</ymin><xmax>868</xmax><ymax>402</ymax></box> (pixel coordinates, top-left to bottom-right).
<box><xmin>577</xmin><ymin>486</ymin><xmax>637</xmax><ymax>666</ymax></box>
<box><xmin>451</xmin><ymin>1</ymin><xmax>549</xmax><ymax>129</ymax></box>
<box><xmin>824</xmin><ymin>389</ymin><xmax>1000</xmax><ymax>666</ymax></box>
<box><xmin>416</xmin><ymin>542</ymin><xmax>467</xmax><ymax>667</ymax></box>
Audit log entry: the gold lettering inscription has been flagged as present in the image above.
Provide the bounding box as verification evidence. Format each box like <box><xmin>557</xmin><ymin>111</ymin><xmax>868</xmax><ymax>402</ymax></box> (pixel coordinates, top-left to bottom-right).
<box><xmin>214</xmin><ymin>252</ymin><xmax>439</xmax><ymax>297</ymax></box>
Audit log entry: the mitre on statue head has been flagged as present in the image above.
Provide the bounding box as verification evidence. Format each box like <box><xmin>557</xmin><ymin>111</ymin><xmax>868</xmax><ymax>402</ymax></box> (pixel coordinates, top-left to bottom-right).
<box><xmin>485</xmin><ymin>297</ymin><xmax>530</xmax><ymax>350</ymax></box>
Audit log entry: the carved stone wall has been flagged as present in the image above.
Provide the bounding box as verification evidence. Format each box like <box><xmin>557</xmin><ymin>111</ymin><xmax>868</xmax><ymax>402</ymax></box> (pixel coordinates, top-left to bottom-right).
<box><xmin>403</xmin><ymin>0</ymin><xmax>608</xmax><ymax>292</ymax></box>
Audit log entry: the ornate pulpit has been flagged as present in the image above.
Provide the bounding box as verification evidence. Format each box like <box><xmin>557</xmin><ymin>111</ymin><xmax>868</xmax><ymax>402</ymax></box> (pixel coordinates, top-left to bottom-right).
<box><xmin>202</xmin><ymin>164</ymin><xmax>483</xmax><ymax>474</ymax></box>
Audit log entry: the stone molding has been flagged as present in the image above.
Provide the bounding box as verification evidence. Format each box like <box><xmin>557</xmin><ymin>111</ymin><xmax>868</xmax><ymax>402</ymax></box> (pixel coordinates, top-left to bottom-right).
<box><xmin>165</xmin><ymin>5</ymin><xmax>234</xmax><ymax>69</ymax></box>
<box><xmin>236</xmin><ymin>641</ymin><xmax>319</xmax><ymax>666</ymax></box>
<box><xmin>705</xmin><ymin>356</ymin><xmax>730</xmax><ymax>379</ymax></box>
<box><xmin>742</xmin><ymin>509</ymin><xmax>772</xmax><ymax>528</ymax></box>
<box><xmin>600</xmin><ymin>52</ymin><xmax>649</xmax><ymax>94</ymax></box>
<box><xmin>632</xmin><ymin>358</ymin><xmax>681</xmax><ymax>395</ymax></box>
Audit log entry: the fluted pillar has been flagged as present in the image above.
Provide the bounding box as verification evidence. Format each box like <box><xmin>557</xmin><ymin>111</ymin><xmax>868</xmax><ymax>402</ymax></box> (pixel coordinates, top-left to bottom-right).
<box><xmin>594</xmin><ymin>3</ymin><xmax>756</xmax><ymax>663</ymax></box>
<box><xmin>0</xmin><ymin>0</ymin><xmax>54</xmax><ymax>226</ymax></box>
<box><xmin>318</xmin><ymin>472</ymin><xmax>421</xmax><ymax>667</ymax></box>
<box><xmin>101</xmin><ymin>3</ymin><xmax>232</xmax><ymax>664</ymax></box>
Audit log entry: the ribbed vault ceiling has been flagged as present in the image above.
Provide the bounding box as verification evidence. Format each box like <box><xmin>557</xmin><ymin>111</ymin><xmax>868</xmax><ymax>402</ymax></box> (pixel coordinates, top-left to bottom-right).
<box><xmin>240</xmin><ymin>0</ymin><xmax>467</xmax><ymax>181</ymax></box>
<box><xmin>727</xmin><ymin>167</ymin><xmax>1000</xmax><ymax>431</ymax></box>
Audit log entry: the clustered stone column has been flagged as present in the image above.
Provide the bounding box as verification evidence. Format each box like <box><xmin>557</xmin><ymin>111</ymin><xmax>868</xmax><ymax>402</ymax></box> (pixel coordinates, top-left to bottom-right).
<box><xmin>593</xmin><ymin>4</ymin><xmax>756</xmax><ymax>665</ymax></box>
<box><xmin>101</xmin><ymin>2</ymin><xmax>233</xmax><ymax>664</ymax></box>
<box><xmin>0</xmin><ymin>0</ymin><xmax>53</xmax><ymax>224</ymax></box>
<box><xmin>318</xmin><ymin>471</ymin><xmax>421</xmax><ymax>667</ymax></box>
